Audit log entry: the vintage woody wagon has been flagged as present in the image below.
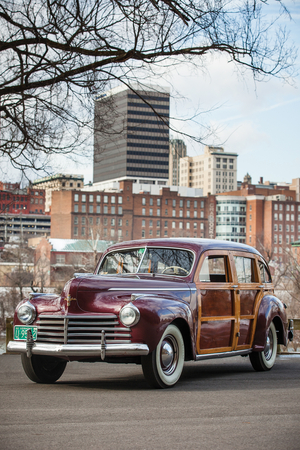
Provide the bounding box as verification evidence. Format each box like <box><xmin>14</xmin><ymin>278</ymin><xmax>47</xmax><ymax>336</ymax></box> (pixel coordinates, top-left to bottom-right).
<box><xmin>8</xmin><ymin>238</ymin><xmax>293</xmax><ymax>388</ymax></box>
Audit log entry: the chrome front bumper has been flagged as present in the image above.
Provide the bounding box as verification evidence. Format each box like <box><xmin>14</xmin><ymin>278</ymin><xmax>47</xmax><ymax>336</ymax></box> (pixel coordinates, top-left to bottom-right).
<box><xmin>7</xmin><ymin>340</ymin><xmax>149</xmax><ymax>359</ymax></box>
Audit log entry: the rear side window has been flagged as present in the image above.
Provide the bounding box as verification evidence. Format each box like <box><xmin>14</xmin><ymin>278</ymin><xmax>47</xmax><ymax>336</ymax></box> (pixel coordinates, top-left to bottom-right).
<box><xmin>258</xmin><ymin>261</ymin><xmax>272</xmax><ymax>283</ymax></box>
<box><xmin>199</xmin><ymin>256</ymin><xmax>229</xmax><ymax>283</ymax></box>
<box><xmin>234</xmin><ymin>256</ymin><xmax>257</xmax><ymax>283</ymax></box>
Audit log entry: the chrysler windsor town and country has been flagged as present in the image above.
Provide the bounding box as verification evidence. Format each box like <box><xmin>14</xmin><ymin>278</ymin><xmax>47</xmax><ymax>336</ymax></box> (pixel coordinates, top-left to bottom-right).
<box><xmin>7</xmin><ymin>238</ymin><xmax>293</xmax><ymax>388</ymax></box>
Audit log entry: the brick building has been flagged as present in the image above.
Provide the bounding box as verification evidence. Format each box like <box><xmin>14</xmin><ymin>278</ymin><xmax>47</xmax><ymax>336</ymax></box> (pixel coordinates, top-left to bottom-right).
<box><xmin>0</xmin><ymin>185</ymin><xmax>45</xmax><ymax>215</ymax></box>
<box><xmin>216</xmin><ymin>179</ymin><xmax>300</xmax><ymax>261</ymax></box>
<box><xmin>51</xmin><ymin>180</ymin><xmax>216</xmax><ymax>241</ymax></box>
<box><xmin>34</xmin><ymin>237</ymin><xmax>113</xmax><ymax>287</ymax></box>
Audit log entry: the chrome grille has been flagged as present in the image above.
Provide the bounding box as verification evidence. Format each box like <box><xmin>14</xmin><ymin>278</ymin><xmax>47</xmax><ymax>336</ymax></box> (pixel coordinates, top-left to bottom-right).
<box><xmin>36</xmin><ymin>315</ymin><xmax>131</xmax><ymax>344</ymax></box>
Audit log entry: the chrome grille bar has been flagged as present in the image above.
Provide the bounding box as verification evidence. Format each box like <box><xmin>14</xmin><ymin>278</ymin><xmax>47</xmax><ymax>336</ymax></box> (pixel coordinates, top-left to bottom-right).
<box><xmin>36</xmin><ymin>314</ymin><xmax>131</xmax><ymax>345</ymax></box>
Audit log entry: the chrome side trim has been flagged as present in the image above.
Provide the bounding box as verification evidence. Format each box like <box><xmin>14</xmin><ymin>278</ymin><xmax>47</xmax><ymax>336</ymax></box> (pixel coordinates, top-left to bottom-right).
<box><xmin>196</xmin><ymin>349</ymin><xmax>252</xmax><ymax>361</ymax></box>
<box><xmin>108</xmin><ymin>288</ymin><xmax>191</xmax><ymax>291</ymax></box>
<box><xmin>7</xmin><ymin>341</ymin><xmax>149</xmax><ymax>358</ymax></box>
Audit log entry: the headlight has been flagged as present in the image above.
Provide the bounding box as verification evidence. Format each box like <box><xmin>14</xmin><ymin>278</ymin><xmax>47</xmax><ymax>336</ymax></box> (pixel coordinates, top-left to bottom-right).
<box><xmin>119</xmin><ymin>303</ymin><xmax>140</xmax><ymax>327</ymax></box>
<box><xmin>17</xmin><ymin>301</ymin><xmax>36</xmax><ymax>325</ymax></box>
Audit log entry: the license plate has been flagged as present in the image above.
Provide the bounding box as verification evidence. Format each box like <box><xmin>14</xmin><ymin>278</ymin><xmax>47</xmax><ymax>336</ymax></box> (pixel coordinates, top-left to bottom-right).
<box><xmin>14</xmin><ymin>326</ymin><xmax>37</xmax><ymax>341</ymax></box>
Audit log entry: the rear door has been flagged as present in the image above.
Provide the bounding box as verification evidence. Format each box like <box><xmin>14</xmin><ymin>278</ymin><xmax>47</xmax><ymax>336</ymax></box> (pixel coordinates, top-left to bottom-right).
<box><xmin>194</xmin><ymin>250</ymin><xmax>239</xmax><ymax>355</ymax></box>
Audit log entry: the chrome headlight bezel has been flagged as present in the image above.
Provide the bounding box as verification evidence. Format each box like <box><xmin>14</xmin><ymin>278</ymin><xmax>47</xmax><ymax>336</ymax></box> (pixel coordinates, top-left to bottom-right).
<box><xmin>119</xmin><ymin>302</ymin><xmax>140</xmax><ymax>327</ymax></box>
<box><xmin>17</xmin><ymin>301</ymin><xmax>36</xmax><ymax>325</ymax></box>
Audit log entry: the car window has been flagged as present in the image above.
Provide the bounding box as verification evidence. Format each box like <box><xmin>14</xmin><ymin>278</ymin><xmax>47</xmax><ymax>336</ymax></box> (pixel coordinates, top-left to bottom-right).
<box><xmin>138</xmin><ymin>248</ymin><xmax>194</xmax><ymax>276</ymax></box>
<box><xmin>258</xmin><ymin>260</ymin><xmax>272</xmax><ymax>283</ymax></box>
<box><xmin>199</xmin><ymin>256</ymin><xmax>228</xmax><ymax>282</ymax></box>
<box><xmin>234</xmin><ymin>256</ymin><xmax>257</xmax><ymax>283</ymax></box>
<box><xmin>98</xmin><ymin>248</ymin><xmax>145</xmax><ymax>274</ymax></box>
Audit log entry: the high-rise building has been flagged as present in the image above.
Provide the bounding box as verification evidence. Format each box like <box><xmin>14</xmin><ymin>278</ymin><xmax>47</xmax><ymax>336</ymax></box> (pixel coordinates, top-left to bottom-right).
<box><xmin>179</xmin><ymin>145</ymin><xmax>238</xmax><ymax>195</ymax></box>
<box><xmin>94</xmin><ymin>84</ymin><xmax>170</xmax><ymax>183</ymax></box>
<box><xmin>169</xmin><ymin>139</ymin><xmax>187</xmax><ymax>186</ymax></box>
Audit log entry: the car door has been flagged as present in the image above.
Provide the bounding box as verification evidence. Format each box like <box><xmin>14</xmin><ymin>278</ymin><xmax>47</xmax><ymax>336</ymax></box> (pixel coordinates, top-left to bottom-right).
<box><xmin>194</xmin><ymin>250</ymin><xmax>239</xmax><ymax>355</ymax></box>
<box><xmin>231</xmin><ymin>252</ymin><xmax>262</xmax><ymax>350</ymax></box>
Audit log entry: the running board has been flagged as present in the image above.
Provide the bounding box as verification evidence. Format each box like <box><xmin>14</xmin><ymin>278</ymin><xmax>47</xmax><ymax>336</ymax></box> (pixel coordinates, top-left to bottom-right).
<box><xmin>196</xmin><ymin>349</ymin><xmax>252</xmax><ymax>361</ymax></box>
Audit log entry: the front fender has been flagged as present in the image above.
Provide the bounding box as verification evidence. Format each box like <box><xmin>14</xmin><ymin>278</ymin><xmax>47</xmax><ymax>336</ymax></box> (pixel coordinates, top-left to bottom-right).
<box><xmin>130</xmin><ymin>296</ymin><xmax>193</xmax><ymax>354</ymax></box>
<box><xmin>252</xmin><ymin>295</ymin><xmax>288</xmax><ymax>351</ymax></box>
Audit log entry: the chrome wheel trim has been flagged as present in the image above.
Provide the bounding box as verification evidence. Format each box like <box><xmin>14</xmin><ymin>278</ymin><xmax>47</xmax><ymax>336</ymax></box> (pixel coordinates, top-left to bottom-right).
<box><xmin>264</xmin><ymin>330</ymin><xmax>273</xmax><ymax>361</ymax></box>
<box><xmin>160</xmin><ymin>335</ymin><xmax>179</xmax><ymax>376</ymax></box>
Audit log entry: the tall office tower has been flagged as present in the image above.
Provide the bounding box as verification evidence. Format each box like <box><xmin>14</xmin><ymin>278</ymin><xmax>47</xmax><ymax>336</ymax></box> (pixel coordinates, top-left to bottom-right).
<box><xmin>179</xmin><ymin>146</ymin><xmax>238</xmax><ymax>195</ymax></box>
<box><xmin>169</xmin><ymin>139</ymin><xmax>187</xmax><ymax>186</ymax></box>
<box><xmin>94</xmin><ymin>84</ymin><xmax>170</xmax><ymax>183</ymax></box>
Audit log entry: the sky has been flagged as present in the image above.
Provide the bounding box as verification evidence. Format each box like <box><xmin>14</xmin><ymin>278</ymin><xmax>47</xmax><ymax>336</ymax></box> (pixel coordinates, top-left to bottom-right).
<box><xmin>6</xmin><ymin>1</ymin><xmax>300</xmax><ymax>187</ymax></box>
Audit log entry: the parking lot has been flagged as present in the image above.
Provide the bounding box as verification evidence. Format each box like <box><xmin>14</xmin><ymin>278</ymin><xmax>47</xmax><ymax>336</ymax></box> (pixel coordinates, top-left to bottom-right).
<box><xmin>0</xmin><ymin>353</ymin><xmax>299</xmax><ymax>450</ymax></box>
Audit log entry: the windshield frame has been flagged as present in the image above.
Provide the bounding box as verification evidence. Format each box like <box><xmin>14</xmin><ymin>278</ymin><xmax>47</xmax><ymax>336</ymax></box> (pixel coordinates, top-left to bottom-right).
<box><xmin>97</xmin><ymin>245</ymin><xmax>196</xmax><ymax>277</ymax></box>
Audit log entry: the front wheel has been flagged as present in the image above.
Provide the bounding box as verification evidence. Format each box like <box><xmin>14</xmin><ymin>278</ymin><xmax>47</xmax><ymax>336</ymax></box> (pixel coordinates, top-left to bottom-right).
<box><xmin>141</xmin><ymin>324</ymin><xmax>185</xmax><ymax>388</ymax></box>
<box><xmin>21</xmin><ymin>353</ymin><xmax>67</xmax><ymax>383</ymax></box>
<box><xmin>250</xmin><ymin>322</ymin><xmax>277</xmax><ymax>371</ymax></box>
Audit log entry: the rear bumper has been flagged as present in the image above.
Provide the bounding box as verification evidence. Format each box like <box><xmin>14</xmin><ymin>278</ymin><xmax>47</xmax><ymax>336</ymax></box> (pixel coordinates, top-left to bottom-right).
<box><xmin>7</xmin><ymin>340</ymin><xmax>149</xmax><ymax>359</ymax></box>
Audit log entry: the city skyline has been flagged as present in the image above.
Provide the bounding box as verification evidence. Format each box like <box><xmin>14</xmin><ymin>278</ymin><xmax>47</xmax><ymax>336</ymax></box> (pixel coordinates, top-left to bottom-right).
<box><xmin>3</xmin><ymin>3</ymin><xmax>299</xmax><ymax>187</ymax></box>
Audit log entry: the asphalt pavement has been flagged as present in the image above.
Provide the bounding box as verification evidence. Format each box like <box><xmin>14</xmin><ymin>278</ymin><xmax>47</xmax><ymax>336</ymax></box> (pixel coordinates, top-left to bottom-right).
<box><xmin>0</xmin><ymin>354</ymin><xmax>299</xmax><ymax>450</ymax></box>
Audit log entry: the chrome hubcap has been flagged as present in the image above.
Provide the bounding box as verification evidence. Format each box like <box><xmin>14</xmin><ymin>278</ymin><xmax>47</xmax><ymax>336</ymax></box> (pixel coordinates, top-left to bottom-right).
<box><xmin>264</xmin><ymin>329</ymin><xmax>273</xmax><ymax>361</ymax></box>
<box><xmin>160</xmin><ymin>335</ymin><xmax>179</xmax><ymax>375</ymax></box>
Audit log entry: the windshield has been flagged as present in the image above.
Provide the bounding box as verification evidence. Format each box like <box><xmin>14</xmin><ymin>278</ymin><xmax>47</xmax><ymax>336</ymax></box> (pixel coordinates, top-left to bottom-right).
<box><xmin>98</xmin><ymin>247</ymin><xmax>194</xmax><ymax>277</ymax></box>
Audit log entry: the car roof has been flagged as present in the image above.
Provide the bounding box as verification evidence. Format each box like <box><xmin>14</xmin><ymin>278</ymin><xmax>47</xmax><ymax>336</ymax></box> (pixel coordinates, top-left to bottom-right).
<box><xmin>105</xmin><ymin>238</ymin><xmax>262</xmax><ymax>258</ymax></box>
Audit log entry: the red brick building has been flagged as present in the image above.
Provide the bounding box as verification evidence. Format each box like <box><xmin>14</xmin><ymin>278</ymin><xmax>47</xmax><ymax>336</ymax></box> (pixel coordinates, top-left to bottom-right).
<box><xmin>51</xmin><ymin>180</ymin><xmax>216</xmax><ymax>241</ymax></box>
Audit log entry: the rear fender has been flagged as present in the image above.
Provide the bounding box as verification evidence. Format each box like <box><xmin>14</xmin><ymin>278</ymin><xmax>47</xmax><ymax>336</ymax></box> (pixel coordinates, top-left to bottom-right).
<box><xmin>252</xmin><ymin>295</ymin><xmax>288</xmax><ymax>351</ymax></box>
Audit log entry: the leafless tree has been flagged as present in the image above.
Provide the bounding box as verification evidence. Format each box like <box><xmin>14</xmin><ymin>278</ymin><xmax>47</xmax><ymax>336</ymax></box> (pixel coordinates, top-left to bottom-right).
<box><xmin>0</xmin><ymin>0</ymin><xmax>296</xmax><ymax>176</ymax></box>
<box><xmin>2</xmin><ymin>243</ymin><xmax>34</xmax><ymax>301</ymax></box>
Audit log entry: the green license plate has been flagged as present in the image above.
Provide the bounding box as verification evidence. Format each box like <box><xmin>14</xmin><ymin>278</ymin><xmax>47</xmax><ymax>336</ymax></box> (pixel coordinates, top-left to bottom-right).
<box><xmin>14</xmin><ymin>326</ymin><xmax>37</xmax><ymax>341</ymax></box>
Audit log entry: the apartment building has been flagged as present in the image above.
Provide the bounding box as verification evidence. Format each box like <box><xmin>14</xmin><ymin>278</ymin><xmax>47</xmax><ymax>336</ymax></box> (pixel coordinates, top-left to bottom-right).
<box><xmin>32</xmin><ymin>173</ymin><xmax>84</xmax><ymax>212</ymax></box>
<box><xmin>50</xmin><ymin>180</ymin><xmax>216</xmax><ymax>241</ymax></box>
<box><xmin>216</xmin><ymin>178</ymin><xmax>300</xmax><ymax>261</ymax></box>
<box><xmin>179</xmin><ymin>146</ymin><xmax>238</xmax><ymax>195</ymax></box>
<box><xmin>94</xmin><ymin>84</ymin><xmax>170</xmax><ymax>183</ymax></box>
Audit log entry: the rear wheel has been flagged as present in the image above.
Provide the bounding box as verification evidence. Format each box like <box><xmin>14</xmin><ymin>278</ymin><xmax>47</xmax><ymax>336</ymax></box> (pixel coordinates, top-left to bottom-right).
<box><xmin>141</xmin><ymin>324</ymin><xmax>185</xmax><ymax>388</ymax></box>
<box><xmin>21</xmin><ymin>353</ymin><xmax>67</xmax><ymax>383</ymax></box>
<box><xmin>250</xmin><ymin>322</ymin><xmax>277</xmax><ymax>371</ymax></box>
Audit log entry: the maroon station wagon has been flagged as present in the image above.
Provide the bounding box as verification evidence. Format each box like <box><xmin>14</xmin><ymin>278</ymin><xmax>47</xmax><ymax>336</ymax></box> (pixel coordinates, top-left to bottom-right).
<box><xmin>8</xmin><ymin>238</ymin><xmax>294</xmax><ymax>388</ymax></box>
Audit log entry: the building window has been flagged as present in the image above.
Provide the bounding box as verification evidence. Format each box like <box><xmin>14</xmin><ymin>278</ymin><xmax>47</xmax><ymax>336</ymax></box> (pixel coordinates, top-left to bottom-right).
<box><xmin>81</xmin><ymin>227</ymin><xmax>85</xmax><ymax>236</ymax></box>
<box><xmin>187</xmin><ymin>200</ymin><xmax>190</xmax><ymax>208</ymax></box>
<box><xmin>157</xmin><ymin>220</ymin><xmax>160</xmax><ymax>227</ymax></box>
<box><xmin>111</xmin><ymin>206</ymin><xmax>115</xmax><ymax>214</ymax></box>
<box><xmin>180</xmin><ymin>199</ymin><xmax>183</xmax><ymax>208</ymax></box>
<box><xmin>74</xmin><ymin>227</ymin><xmax>78</xmax><ymax>236</ymax></box>
<box><xmin>286</xmin><ymin>214</ymin><xmax>290</xmax><ymax>221</ymax></box>
<box><xmin>89</xmin><ymin>217</ymin><xmax>93</xmax><ymax>225</ymax></box>
<box><xmin>111</xmin><ymin>196</ymin><xmax>115</xmax><ymax>204</ymax></box>
<box><xmin>172</xmin><ymin>199</ymin><xmax>176</xmax><ymax>207</ymax></box>
<box><xmin>165</xmin><ymin>199</ymin><xmax>168</xmax><ymax>205</ymax></box>
<box><xmin>56</xmin><ymin>254</ymin><xmax>65</xmax><ymax>264</ymax></box>
<box><xmin>194</xmin><ymin>222</ymin><xmax>197</xmax><ymax>229</ymax></box>
<box><xmin>118</xmin><ymin>196</ymin><xmax>122</xmax><ymax>204</ymax></box>
<box><xmin>142</xmin><ymin>208</ymin><xmax>146</xmax><ymax>216</ymax></box>
<box><xmin>201</xmin><ymin>201</ymin><xmax>204</xmax><ymax>208</ymax></box>
<box><xmin>186</xmin><ymin>211</ymin><xmax>190</xmax><ymax>218</ymax></box>
<box><xmin>104</xmin><ymin>206</ymin><xmax>108</xmax><ymax>214</ymax></box>
<box><xmin>118</xmin><ymin>218</ymin><xmax>122</xmax><ymax>226</ymax></box>
<box><xmin>142</xmin><ymin>230</ymin><xmax>145</xmax><ymax>238</ymax></box>
<box><xmin>74</xmin><ymin>204</ymin><xmax>78</xmax><ymax>213</ymax></box>
<box><xmin>157</xmin><ymin>199</ymin><xmax>161</xmax><ymax>206</ymax></box>
<box><xmin>179</xmin><ymin>222</ymin><xmax>183</xmax><ymax>229</ymax></box>
<box><xmin>96</xmin><ymin>205</ymin><xmax>101</xmax><ymax>214</ymax></box>
<box><xmin>194</xmin><ymin>201</ymin><xmax>197</xmax><ymax>208</ymax></box>
<box><xmin>165</xmin><ymin>209</ymin><xmax>168</xmax><ymax>215</ymax></box>
<box><xmin>157</xmin><ymin>209</ymin><xmax>160</xmax><ymax>216</ymax></box>
<box><xmin>274</xmin><ymin>235</ymin><xmax>277</xmax><ymax>244</ymax></box>
<box><xmin>82</xmin><ymin>194</ymin><xmax>86</xmax><ymax>202</ymax></box>
<box><xmin>186</xmin><ymin>222</ymin><xmax>190</xmax><ymax>229</ymax></box>
<box><xmin>111</xmin><ymin>229</ymin><xmax>115</xmax><ymax>237</ymax></box>
<box><xmin>74</xmin><ymin>216</ymin><xmax>78</xmax><ymax>224</ymax></box>
<box><xmin>104</xmin><ymin>217</ymin><xmax>108</xmax><ymax>225</ymax></box>
<box><xmin>89</xmin><ymin>195</ymin><xmax>93</xmax><ymax>202</ymax></box>
<box><xmin>194</xmin><ymin>211</ymin><xmax>197</xmax><ymax>218</ymax></box>
<box><xmin>172</xmin><ymin>210</ymin><xmax>176</xmax><ymax>217</ymax></box>
<box><xmin>142</xmin><ymin>198</ymin><xmax>146</xmax><ymax>205</ymax></box>
<box><xmin>104</xmin><ymin>195</ymin><xmax>108</xmax><ymax>203</ymax></box>
<box><xmin>164</xmin><ymin>221</ymin><xmax>168</xmax><ymax>228</ymax></box>
<box><xmin>111</xmin><ymin>218</ymin><xmax>115</xmax><ymax>226</ymax></box>
<box><xmin>118</xmin><ymin>206</ymin><xmax>122</xmax><ymax>215</ymax></box>
<box><xmin>96</xmin><ymin>195</ymin><xmax>101</xmax><ymax>202</ymax></box>
<box><xmin>279</xmin><ymin>214</ymin><xmax>283</xmax><ymax>221</ymax></box>
<box><xmin>150</xmin><ymin>198</ymin><xmax>153</xmax><ymax>206</ymax></box>
<box><xmin>179</xmin><ymin>210</ymin><xmax>183</xmax><ymax>217</ymax></box>
<box><xmin>172</xmin><ymin>221</ymin><xmax>176</xmax><ymax>229</ymax></box>
<box><xmin>274</xmin><ymin>224</ymin><xmax>278</xmax><ymax>231</ymax></box>
<box><xmin>82</xmin><ymin>217</ymin><xmax>86</xmax><ymax>224</ymax></box>
<box><xmin>89</xmin><ymin>205</ymin><xmax>93</xmax><ymax>213</ymax></box>
<box><xmin>142</xmin><ymin>220</ymin><xmax>145</xmax><ymax>227</ymax></box>
<box><xmin>150</xmin><ymin>208</ymin><xmax>153</xmax><ymax>216</ymax></box>
<box><xmin>200</xmin><ymin>223</ymin><xmax>204</xmax><ymax>230</ymax></box>
<box><xmin>74</xmin><ymin>194</ymin><xmax>79</xmax><ymax>202</ymax></box>
<box><xmin>82</xmin><ymin>204</ymin><xmax>86</xmax><ymax>213</ymax></box>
